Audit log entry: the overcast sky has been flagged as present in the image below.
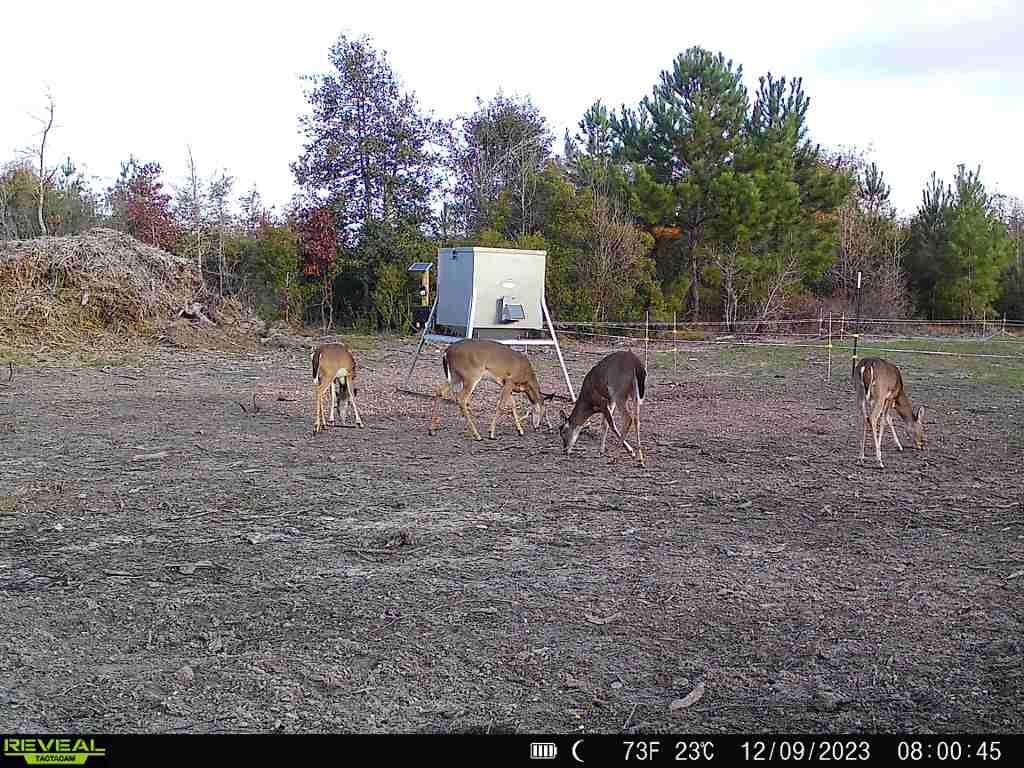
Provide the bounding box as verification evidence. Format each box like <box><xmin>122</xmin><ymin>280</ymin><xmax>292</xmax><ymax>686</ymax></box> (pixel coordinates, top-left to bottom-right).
<box><xmin>2</xmin><ymin>0</ymin><xmax>1020</xmax><ymax>219</ymax></box>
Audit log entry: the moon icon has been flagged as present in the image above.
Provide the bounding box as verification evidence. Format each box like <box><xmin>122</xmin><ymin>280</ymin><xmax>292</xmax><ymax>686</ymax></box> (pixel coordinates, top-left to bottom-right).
<box><xmin>572</xmin><ymin>739</ymin><xmax>584</xmax><ymax>763</ymax></box>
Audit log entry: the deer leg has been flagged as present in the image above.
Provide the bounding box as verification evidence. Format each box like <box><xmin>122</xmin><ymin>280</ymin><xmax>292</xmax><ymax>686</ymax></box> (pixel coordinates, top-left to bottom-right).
<box><xmin>870</xmin><ymin>404</ymin><xmax>886</xmax><ymax>469</ymax></box>
<box><xmin>314</xmin><ymin>380</ymin><xmax>330</xmax><ymax>435</ymax></box>
<box><xmin>603</xmin><ymin>407</ymin><xmax>634</xmax><ymax>455</ymax></box>
<box><xmin>509</xmin><ymin>395</ymin><xmax>525</xmax><ymax>436</ymax></box>
<box><xmin>347</xmin><ymin>381</ymin><xmax>364</xmax><ymax>428</ymax></box>
<box><xmin>490</xmin><ymin>381</ymin><xmax>515</xmax><ymax>439</ymax></box>
<box><xmin>601</xmin><ymin>402</ymin><xmax>616</xmax><ymax>454</ymax></box>
<box><xmin>459</xmin><ymin>378</ymin><xmax>484</xmax><ymax>441</ymax></box>
<box><xmin>428</xmin><ymin>383</ymin><xmax>451</xmax><ymax>435</ymax></box>
<box><xmin>886</xmin><ymin>412</ymin><xmax>903</xmax><ymax>451</ymax></box>
<box><xmin>329</xmin><ymin>379</ymin><xmax>338</xmax><ymax>424</ymax></box>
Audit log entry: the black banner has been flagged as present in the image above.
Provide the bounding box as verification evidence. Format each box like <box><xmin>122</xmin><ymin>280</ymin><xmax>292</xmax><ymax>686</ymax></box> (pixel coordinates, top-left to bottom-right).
<box><xmin>0</xmin><ymin>733</ymin><xmax>1019</xmax><ymax>766</ymax></box>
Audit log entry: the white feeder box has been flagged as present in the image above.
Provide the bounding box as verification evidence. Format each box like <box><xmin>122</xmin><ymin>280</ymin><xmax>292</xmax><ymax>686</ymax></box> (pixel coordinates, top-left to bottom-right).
<box><xmin>403</xmin><ymin>247</ymin><xmax>575</xmax><ymax>400</ymax></box>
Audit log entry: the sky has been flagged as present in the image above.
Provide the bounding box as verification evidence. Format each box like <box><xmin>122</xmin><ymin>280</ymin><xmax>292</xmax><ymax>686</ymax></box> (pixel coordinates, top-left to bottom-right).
<box><xmin>2</xmin><ymin>0</ymin><xmax>1021</xmax><ymax>219</ymax></box>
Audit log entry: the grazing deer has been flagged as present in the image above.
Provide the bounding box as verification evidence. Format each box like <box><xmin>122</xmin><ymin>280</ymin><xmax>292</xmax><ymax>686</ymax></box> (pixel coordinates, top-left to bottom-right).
<box><xmin>312</xmin><ymin>342</ymin><xmax>365</xmax><ymax>434</ymax></box>
<box><xmin>853</xmin><ymin>357</ymin><xmax>925</xmax><ymax>468</ymax></box>
<box><xmin>428</xmin><ymin>339</ymin><xmax>555</xmax><ymax>441</ymax></box>
<box><xmin>558</xmin><ymin>350</ymin><xmax>647</xmax><ymax>466</ymax></box>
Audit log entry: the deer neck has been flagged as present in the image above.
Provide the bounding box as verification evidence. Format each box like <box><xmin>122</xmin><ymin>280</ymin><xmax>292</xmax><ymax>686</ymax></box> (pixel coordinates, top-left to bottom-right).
<box><xmin>891</xmin><ymin>391</ymin><xmax>914</xmax><ymax>424</ymax></box>
<box><xmin>568</xmin><ymin>398</ymin><xmax>596</xmax><ymax>426</ymax></box>
<box><xmin>521</xmin><ymin>377</ymin><xmax>541</xmax><ymax>405</ymax></box>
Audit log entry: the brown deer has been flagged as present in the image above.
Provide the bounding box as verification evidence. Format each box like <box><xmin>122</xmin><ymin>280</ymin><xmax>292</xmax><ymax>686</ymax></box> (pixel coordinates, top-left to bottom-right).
<box><xmin>558</xmin><ymin>350</ymin><xmax>647</xmax><ymax>466</ymax></box>
<box><xmin>312</xmin><ymin>342</ymin><xmax>365</xmax><ymax>434</ymax></box>
<box><xmin>428</xmin><ymin>339</ymin><xmax>555</xmax><ymax>441</ymax></box>
<box><xmin>853</xmin><ymin>357</ymin><xmax>925</xmax><ymax>468</ymax></box>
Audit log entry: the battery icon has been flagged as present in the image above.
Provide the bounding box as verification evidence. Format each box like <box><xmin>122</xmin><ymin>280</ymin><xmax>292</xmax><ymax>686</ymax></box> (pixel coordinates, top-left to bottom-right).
<box><xmin>530</xmin><ymin>742</ymin><xmax>558</xmax><ymax>759</ymax></box>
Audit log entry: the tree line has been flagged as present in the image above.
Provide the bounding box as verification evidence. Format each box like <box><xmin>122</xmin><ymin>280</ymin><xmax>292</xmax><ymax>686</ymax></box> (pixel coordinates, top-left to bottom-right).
<box><xmin>2</xmin><ymin>34</ymin><xmax>1021</xmax><ymax>330</ymax></box>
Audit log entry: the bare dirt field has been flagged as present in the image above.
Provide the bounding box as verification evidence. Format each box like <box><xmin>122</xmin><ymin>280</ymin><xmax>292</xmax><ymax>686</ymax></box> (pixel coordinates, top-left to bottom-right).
<box><xmin>1</xmin><ymin>335</ymin><xmax>1022</xmax><ymax>734</ymax></box>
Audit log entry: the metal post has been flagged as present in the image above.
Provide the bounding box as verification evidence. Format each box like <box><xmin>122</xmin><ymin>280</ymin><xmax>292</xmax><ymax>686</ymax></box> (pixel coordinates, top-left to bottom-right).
<box><xmin>673</xmin><ymin>311</ymin><xmax>678</xmax><ymax>378</ymax></box>
<box><xmin>852</xmin><ymin>271</ymin><xmax>863</xmax><ymax>374</ymax></box>
<box><xmin>644</xmin><ymin>308</ymin><xmax>650</xmax><ymax>371</ymax></box>
<box><xmin>542</xmin><ymin>298</ymin><xmax>575</xmax><ymax>402</ymax></box>
<box><xmin>402</xmin><ymin>299</ymin><xmax>438</xmax><ymax>388</ymax></box>
<box><xmin>827</xmin><ymin>311</ymin><xmax>832</xmax><ymax>383</ymax></box>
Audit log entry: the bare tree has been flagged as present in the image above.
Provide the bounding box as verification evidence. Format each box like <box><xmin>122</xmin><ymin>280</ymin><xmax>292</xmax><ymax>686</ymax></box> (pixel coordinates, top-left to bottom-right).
<box><xmin>34</xmin><ymin>92</ymin><xmax>56</xmax><ymax>236</ymax></box>
<box><xmin>578</xmin><ymin>193</ymin><xmax>650</xmax><ymax>321</ymax></box>
<box><xmin>709</xmin><ymin>243</ymin><xmax>744</xmax><ymax>330</ymax></box>
<box><xmin>752</xmin><ymin>245</ymin><xmax>803</xmax><ymax>327</ymax></box>
<box><xmin>836</xmin><ymin>198</ymin><xmax>909</xmax><ymax>316</ymax></box>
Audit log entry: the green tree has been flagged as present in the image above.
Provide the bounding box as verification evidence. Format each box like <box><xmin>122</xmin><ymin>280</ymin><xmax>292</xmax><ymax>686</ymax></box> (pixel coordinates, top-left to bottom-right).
<box><xmin>292</xmin><ymin>33</ymin><xmax>438</xmax><ymax>237</ymax></box>
<box><xmin>906</xmin><ymin>172</ymin><xmax>950</xmax><ymax>318</ymax></box>
<box><xmin>942</xmin><ymin>165</ymin><xmax>1013</xmax><ymax>319</ymax></box>
<box><xmin>608</xmin><ymin>50</ymin><xmax>849</xmax><ymax>321</ymax></box>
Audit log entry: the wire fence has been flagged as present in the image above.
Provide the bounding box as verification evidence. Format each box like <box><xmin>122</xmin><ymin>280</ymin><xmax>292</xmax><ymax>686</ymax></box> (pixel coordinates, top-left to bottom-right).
<box><xmin>549</xmin><ymin>313</ymin><xmax>1024</xmax><ymax>381</ymax></box>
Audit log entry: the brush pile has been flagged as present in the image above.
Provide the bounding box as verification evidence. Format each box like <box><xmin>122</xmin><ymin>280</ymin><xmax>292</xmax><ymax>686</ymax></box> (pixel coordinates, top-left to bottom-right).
<box><xmin>0</xmin><ymin>228</ymin><xmax>259</xmax><ymax>348</ymax></box>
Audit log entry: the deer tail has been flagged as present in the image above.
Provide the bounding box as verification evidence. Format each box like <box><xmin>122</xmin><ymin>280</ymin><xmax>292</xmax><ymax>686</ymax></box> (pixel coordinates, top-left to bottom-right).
<box><xmin>635</xmin><ymin>364</ymin><xmax>647</xmax><ymax>403</ymax></box>
<box><xmin>312</xmin><ymin>349</ymin><xmax>321</xmax><ymax>384</ymax></box>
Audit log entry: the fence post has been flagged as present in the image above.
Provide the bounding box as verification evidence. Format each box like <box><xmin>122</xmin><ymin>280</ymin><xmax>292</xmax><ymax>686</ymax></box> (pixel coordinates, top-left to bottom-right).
<box><xmin>827</xmin><ymin>311</ymin><xmax>833</xmax><ymax>383</ymax></box>
<box><xmin>644</xmin><ymin>309</ymin><xmax>650</xmax><ymax>371</ymax></box>
<box><xmin>673</xmin><ymin>311</ymin><xmax>678</xmax><ymax>378</ymax></box>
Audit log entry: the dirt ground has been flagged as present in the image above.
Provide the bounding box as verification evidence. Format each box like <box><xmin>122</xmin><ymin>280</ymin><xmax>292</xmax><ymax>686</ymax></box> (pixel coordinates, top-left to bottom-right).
<box><xmin>1</xmin><ymin>335</ymin><xmax>1022</xmax><ymax>734</ymax></box>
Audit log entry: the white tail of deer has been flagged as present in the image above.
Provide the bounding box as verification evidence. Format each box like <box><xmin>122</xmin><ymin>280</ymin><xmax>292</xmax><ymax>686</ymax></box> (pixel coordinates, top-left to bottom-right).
<box><xmin>854</xmin><ymin>357</ymin><xmax>925</xmax><ymax>468</ymax></box>
<box><xmin>312</xmin><ymin>343</ymin><xmax>364</xmax><ymax>434</ymax></box>
<box><xmin>558</xmin><ymin>350</ymin><xmax>647</xmax><ymax>467</ymax></box>
<box><xmin>428</xmin><ymin>339</ymin><xmax>554</xmax><ymax>441</ymax></box>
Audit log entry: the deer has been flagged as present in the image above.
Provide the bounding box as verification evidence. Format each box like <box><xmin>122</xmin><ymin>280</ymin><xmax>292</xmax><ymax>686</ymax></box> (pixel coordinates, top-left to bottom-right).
<box><xmin>558</xmin><ymin>350</ymin><xmax>647</xmax><ymax>467</ymax></box>
<box><xmin>311</xmin><ymin>342</ymin><xmax>365</xmax><ymax>434</ymax></box>
<box><xmin>853</xmin><ymin>357</ymin><xmax>925</xmax><ymax>468</ymax></box>
<box><xmin>428</xmin><ymin>339</ymin><xmax>555</xmax><ymax>441</ymax></box>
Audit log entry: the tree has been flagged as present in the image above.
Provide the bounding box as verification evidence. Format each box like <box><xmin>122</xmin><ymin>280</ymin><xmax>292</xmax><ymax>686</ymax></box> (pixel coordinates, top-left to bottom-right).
<box><xmin>34</xmin><ymin>92</ymin><xmax>56</xmax><ymax>236</ymax></box>
<box><xmin>106</xmin><ymin>158</ymin><xmax>179</xmax><ymax>252</ymax></box>
<box><xmin>238</xmin><ymin>224</ymin><xmax>307</xmax><ymax>323</ymax></box>
<box><xmin>613</xmin><ymin>47</ymin><xmax>749</xmax><ymax>319</ymax></box>
<box><xmin>292</xmin><ymin>33</ymin><xmax>437</xmax><ymax>236</ymax></box>
<box><xmin>207</xmin><ymin>170</ymin><xmax>235</xmax><ymax>296</ymax></box>
<box><xmin>609</xmin><ymin>50</ymin><xmax>849</xmax><ymax>321</ymax></box>
<box><xmin>239</xmin><ymin>186</ymin><xmax>272</xmax><ymax>235</ymax></box>
<box><xmin>295</xmin><ymin>204</ymin><xmax>339</xmax><ymax>329</ymax></box>
<box><xmin>174</xmin><ymin>147</ymin><xmax>206</xmax><ymax>273</ymax></box>
<box><xmin>447</xmin><ymin>93</ymin><xmax>553</xmax><ymax>238</ymax></box>
<box><xmin>942</xmin><ymin>165</ymin><xmax>1013</xmax><ymax>319</ymax></box>
<box><xmin>906</xmin><ymin>172</ymin><xmax>949</xmax><ymax>318</ymax></box>
<box><xmin>829</xmin><ymin>152</ymin><xmax>909</xmax><ymax>317</ymax></box>
<box><xmin>906</xmin><ymin>166</ymin><xmax>1012</xmax><ymax>320</ymax></box>
<box><xmin>577</xmin><ymin>192</ymin><xmax>655</xmax><ymax>322</ymax></box>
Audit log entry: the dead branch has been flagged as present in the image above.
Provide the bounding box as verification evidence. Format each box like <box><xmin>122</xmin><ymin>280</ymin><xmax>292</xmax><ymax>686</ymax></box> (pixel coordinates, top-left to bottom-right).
<box><xmin>97</xmin><ymin>367</ymin><xmax>138</xmax><ymax>381</ymax></box>
<box><xmin>238</xmin><ymin>393</ymin><xmax>260</xmax><ymax>414</ymax></box>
